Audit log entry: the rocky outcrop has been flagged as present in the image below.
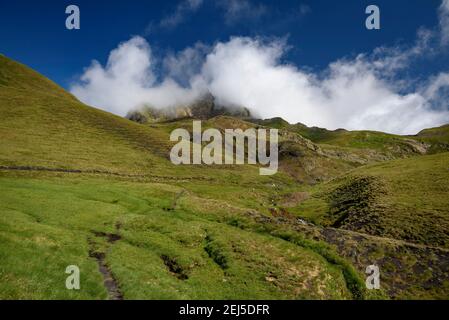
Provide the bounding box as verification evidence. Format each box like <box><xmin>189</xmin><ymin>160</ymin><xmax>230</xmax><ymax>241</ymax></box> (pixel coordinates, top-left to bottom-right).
<box><xmin>126</xmin><ymin>93</ymin><xmax>252</xmax><ymax>123</ymax></box>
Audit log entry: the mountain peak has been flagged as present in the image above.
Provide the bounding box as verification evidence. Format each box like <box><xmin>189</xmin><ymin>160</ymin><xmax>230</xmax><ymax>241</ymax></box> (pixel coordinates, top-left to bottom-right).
<box><xmin>126</xmin><ymin>93</ymin><xmax>252</xmax><ymax>123</ymax></box>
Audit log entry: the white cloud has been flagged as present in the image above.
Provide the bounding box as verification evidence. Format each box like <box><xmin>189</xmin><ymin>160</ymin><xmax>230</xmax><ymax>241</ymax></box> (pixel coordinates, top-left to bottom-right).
<box><xmin>70</xmin><ymin>37</ymin><xmax>204</xmax><ymax>115</ymax></box>
<box><xmin>423</xmin><ymin>72</ymin><xmax>449</xmax><ymax>108</ymax></box>
<box><xmin>163</xmin><ymin>42</ymin><xmax>209</xmax><ymax>86</ymax></box>
<box><xmin>370</xmin><ymin>27</ymin><xmax>434</xmax><ymax>75</ymax></box>
<box><xmin>197</xmin><ymin>37</ymin><xmax>449</xmax><ymax>134</ymax></box>
<box><xmin>71</xmin><ymin>1</ymin><xmax>449</xmax><ymax>135</ymax></box>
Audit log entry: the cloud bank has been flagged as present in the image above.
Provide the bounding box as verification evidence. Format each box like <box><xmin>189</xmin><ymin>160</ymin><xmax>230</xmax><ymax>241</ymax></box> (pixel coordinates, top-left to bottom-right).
<box><xmin>71</xmin><ymin>5</ymin><xmax>449</xmax><ymax>135</ymax></box>
<box><xmin>71</xmin><ymin>37</ymin><xmax>203</xmax><ymax>115</ymax></box>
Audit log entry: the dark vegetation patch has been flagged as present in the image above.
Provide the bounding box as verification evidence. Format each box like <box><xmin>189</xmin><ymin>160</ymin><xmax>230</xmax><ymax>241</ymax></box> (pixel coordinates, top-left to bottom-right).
<box><xmin>327</xmin><ymin>176</ymin><xmax>385</xmax><ymax>231</ymax></box>
<box><xmin>317</xmin><ymin>227</ymin><xmax>449</xmax><ymax>299</ymax></box>
<box><xmin>279</xmin><ymin>140</ymin><xmax>304</xmax><ymax>158</ymax></box>
<box><xmin>204</xmin><ymin>234</ymin><xmax>229</xmax><ymax>270</ymax></box>
<box><xmin>161</xmin><ymin>255</ymin><xmax>189</xmax><ymax>280</ymax></box>
<box><xmin>92</xmin><ymin>230</ymin><xmax>122</xmax><ymax>243</ymax></box>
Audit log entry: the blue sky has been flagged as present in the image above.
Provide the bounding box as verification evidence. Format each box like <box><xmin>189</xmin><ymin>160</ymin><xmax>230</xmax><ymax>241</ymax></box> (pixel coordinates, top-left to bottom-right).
<box><xmin>0</xmin><ymin>0</ymin><xmax>443</xmax><ymax>86</ymax></box>
<box><xmin>1</xmin><ymin>0</ymin><xmax>449</xmax><ymax>133</ymax></box>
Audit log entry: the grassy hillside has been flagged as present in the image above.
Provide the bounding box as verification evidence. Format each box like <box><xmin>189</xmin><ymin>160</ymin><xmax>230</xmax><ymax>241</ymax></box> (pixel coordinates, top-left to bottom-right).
<box><xmin>293</xmin><ymin>153</ymin><xmax>449</xmax><ymax>248</ymax></box>
<box><xmin>0</xmin><ymin>55</ymin><xmax>290</xmax><ymax>201</ymax></box>
<box><xmin>0</xmin><ymin>55</ymin><xmax>172</xmax><ymax>174</ymax></box>
<box><xmin>0</xmin><ymin>55</ymin><xmax>367</xmax><ymax>300</ymax></box>
<box><xmin>282</xmin><ymin>152</ymin><xmax>449</xmax><ymax>299</ymax></box>
<box><xmin>251</xmin><ymin>118</ymin><xmax>432</xmax><ymax>161</ymax></box>
<box><xmin>414</xmin><ymin>124</ymin><xmax>449</xmax><ymax>153</ymax></box>
<box><xmin>1</xmin><ymin>55</ymin><xmax>448</xmax><ymax>300</ymax></box>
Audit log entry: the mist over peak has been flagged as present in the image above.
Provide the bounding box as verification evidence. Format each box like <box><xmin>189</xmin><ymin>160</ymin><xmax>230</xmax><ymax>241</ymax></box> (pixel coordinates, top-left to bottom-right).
<box><xmin>126</xmin><ymin>92</ymin><xmax>253</xmax><ymax>123</ymax></box>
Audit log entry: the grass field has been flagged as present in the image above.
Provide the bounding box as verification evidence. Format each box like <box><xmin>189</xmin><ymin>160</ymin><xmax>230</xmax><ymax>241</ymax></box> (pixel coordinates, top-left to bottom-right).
<box><xmin>0</xmin><ymin>173</ymin><xmax>358</xmax><ymax>299</ymax></box>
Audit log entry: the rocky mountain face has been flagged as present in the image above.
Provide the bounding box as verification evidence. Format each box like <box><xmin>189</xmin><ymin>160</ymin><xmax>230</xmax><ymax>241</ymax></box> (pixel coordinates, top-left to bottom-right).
<box><xmin>126</xmin><ymin>93</ymin><xmax>252</xmax><ymax>123</ymax></box>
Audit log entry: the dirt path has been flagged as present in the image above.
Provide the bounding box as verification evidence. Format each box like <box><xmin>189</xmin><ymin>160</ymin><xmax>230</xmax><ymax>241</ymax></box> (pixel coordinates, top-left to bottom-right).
<box><xmin>89</xmin><ymin>249</ymin><xmax>123</xmax><ymax>300</ymax></box>
<box><xmin>0</xmin><ymin>165</ymin><xmax>213</xmax><ymax>181</ymax></box>
<box><xmin>88</xmin><ymin>225</ymin><xmax>124</xmax><ymax>300</ymax></box>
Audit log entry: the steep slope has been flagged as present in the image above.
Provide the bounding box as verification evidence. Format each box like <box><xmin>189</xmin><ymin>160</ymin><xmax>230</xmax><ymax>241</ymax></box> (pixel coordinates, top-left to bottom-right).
<box><xmin>0</xmin><ymin>55</ymin><xmax>174</xmax><ymax>174</ymax></box>
<box><xmin>294</xmin><ymin>152</ymin><xmax>449</xmax><ymax>248</ymax></box>
<box><xmin>283</xmin><ymin>152</ymin><xmax>449</xmax><ymax>298</ymax></box>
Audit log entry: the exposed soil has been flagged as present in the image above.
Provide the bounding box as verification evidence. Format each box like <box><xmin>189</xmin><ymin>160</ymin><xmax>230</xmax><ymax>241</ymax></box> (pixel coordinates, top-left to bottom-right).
<box><xmin>88</xmin><ymin>225</ymin><xmax>124</xmax><ymax>300</ymax></box>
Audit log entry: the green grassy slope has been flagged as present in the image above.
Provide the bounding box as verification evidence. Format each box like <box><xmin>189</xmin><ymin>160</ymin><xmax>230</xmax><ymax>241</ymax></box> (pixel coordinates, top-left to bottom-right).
<box><xmin>0</xmin><ymin>55</ymin><xmax>173</xmax><ymax>174</ymax></box>
<box><xmin>150</xmin><ymin>116</ymin><xmax>364</xmax><ymax>184</ymax></box>
<box><xmin>294</xmin><ymin>153</ymin><xmax>449</xmax><ymax>248</ymax></box>
<box><xmin>0</xmin><ymin>55</ymin><xmax>367</xmax><ymax>299</ymax></box>
<box><xmin>414</xmin><ymin>124</ymin><xmax>449</xmax><ymax>153</ymax></box>
<box><xmin>0</xmin><ymin>55</ymin><xmax>289</xmax><ymax>189</ymax></box>
<box><xmin>1</xmin><ymin>55</ymin><xmax>448</xmax><ymax>299</ymax></box>
<box><xmin>286</xmin><ymin>152</ymin><xmax>449</xmax><ymax>299</ymax></box>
